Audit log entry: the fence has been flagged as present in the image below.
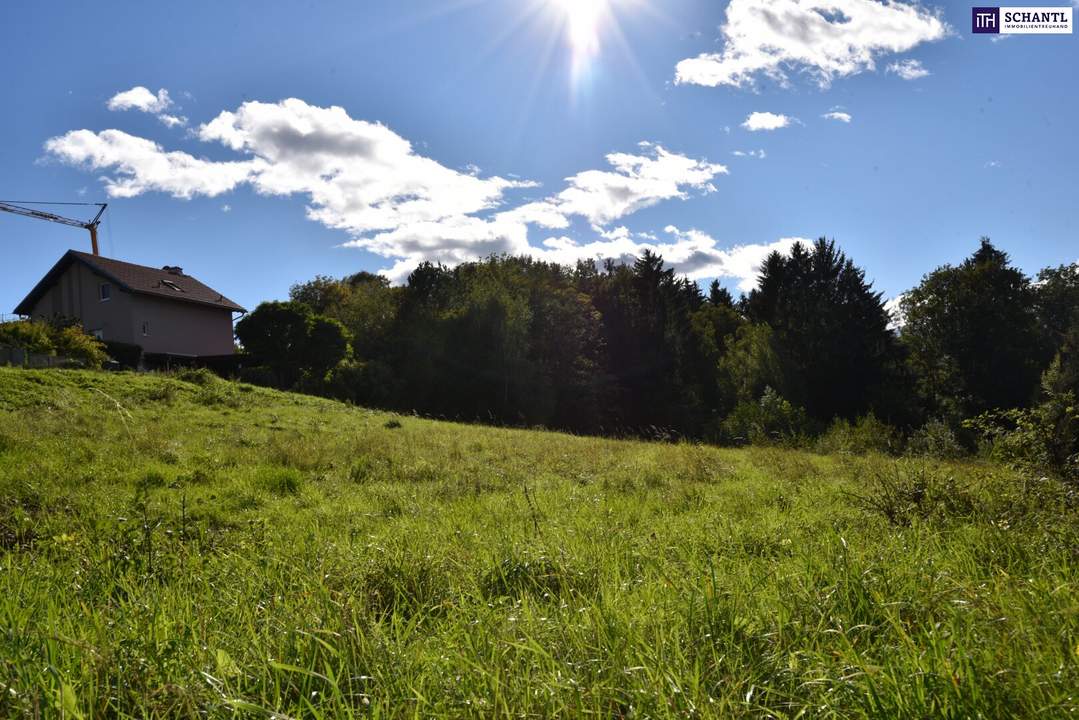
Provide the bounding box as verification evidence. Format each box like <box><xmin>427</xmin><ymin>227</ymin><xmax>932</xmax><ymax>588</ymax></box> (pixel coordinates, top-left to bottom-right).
<box><xmin>0</xmin><ymin>345</ymin><xmax>75</xmax><ymax>368</ymax></box>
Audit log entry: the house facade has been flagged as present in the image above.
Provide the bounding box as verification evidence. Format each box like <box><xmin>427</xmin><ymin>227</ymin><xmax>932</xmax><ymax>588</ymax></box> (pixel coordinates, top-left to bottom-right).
<box><xmin>14</xmin><ymin>251</ymin><xmax>245</xmax><ymax>357</ymax></box>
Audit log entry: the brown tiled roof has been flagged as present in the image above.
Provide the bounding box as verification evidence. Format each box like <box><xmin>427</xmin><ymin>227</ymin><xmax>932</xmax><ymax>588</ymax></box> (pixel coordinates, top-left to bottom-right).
<box><xmin>14</xmin><ymin>250</ymin><xmax>246</xmax><ymax>315</ymax></box>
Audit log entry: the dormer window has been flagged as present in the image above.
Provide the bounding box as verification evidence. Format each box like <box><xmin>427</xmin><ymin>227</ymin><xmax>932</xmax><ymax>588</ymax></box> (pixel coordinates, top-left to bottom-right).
<box><xmin>99</xmin><ymin>283</ymin><xmax>111</xmax><ymax>302</ymax></box>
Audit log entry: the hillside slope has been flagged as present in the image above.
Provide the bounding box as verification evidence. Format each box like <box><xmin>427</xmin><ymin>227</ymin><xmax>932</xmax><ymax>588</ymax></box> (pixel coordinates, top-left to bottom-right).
<box><xmin>0</xmin><ymin>368</ymin><xmax>1077</xmax><ymax>718</ymax></box>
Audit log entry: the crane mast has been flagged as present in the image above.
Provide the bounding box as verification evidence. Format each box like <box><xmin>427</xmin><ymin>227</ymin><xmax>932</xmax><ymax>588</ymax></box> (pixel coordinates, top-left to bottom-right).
<box><xmin>0</xmin><ymin>201</ymin><xmax>108</xmax><ymax>256</ymax></box>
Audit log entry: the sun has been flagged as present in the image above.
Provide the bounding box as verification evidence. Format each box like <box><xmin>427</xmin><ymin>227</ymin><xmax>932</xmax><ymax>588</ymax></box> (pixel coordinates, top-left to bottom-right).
<box><xmin>550</xmin><ymin>0</ymin><xmax>610</xmax><ymax>80</ymax></box>
<box><xmin>554</xmin><ymin>0</ymin><xmax>606</xmax><ymax>58</ymax></box>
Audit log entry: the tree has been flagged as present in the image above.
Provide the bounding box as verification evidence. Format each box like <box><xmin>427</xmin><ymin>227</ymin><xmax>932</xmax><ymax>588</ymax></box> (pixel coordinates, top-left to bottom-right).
<box><xmin>582</xmin><ymin>251</ymin><xmax>708</xmax><ymax>434</ymax></box>
<box><xmin>290</xmin><ymin>273</ymin><xmax>399</xmax><ymax>359</ymax></box>
<box><xmin>901</xmin><ymin>239</ymin><xmax>1046</xmax><ymax>418</ymax></box>
<box><xmin>708</xmin><ymin>279</ymin><xmax>734</xmax><ymax>308</ymax></box>
<box><xmin>305</xmin><ymin>316</ymin><xmax>351</xmax><ymax>377</ymax></box>
<box><xmin>236</xmin><ymin>301</ymin><xmax>351</xmax><ymax>387</ymax></box>
<box><xmin>744</xmin><ymin>238</ymin><xmax>904</xmax><ymax>422</ymax></box>
<box><xmin>1035</xmin><ymin>263</ymin><xmax>1079</xmax><ymax>351</ymax></box>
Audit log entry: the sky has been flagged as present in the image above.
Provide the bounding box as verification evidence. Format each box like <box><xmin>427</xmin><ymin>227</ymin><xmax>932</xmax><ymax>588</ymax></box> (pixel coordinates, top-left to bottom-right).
<box><xmin>1</xmin><ymin>0</ymin><xmax>1076</xmax><ymax>315</ymax></box>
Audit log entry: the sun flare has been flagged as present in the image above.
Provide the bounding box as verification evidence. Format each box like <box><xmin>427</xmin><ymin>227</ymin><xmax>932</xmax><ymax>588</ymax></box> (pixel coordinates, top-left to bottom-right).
<box><xmin>556</xmin><ymin>0</ymin><xmax>605</xmax><ymax>56</ymax></box>
<box><xmin>551</xmin><ymin>0</ymin><xmax>609</xmax><ymax>80</ymax></box>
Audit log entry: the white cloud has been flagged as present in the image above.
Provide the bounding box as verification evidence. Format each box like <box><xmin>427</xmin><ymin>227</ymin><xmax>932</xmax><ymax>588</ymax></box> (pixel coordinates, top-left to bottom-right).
<box><xmin>884</xmin><ymin>294</ymin><xmax>906</xmax><ymax>330</ymax></box>
<box><xmin>44</xmin><ymin>129</ymin><xmax>260</xmax><ymax>198</ymax></box>
<box><xmin>46</xmin><ymin>97</ymin><xmax>758</xmax><ymax>285</ymax></box>
<box><xmin>525</xmin><ymin>227</ymin><xmax>804</xmax><ymax>292</ymax></box>
<box><xmin>822</xmin><ymin>110</ymin><xmax>852</xmax><ymax>123</ymax></box>
<box><xmin>500</xmin><ymin>142</ymin><xmax>726</xmax><ymax>229</ymax></box>
<box><xmin>157</xmin><ymin>114</ymin><xmax>188</xmax><ymax>128</ymax></box>
<box><xmin>732</xmin><ymin>149</ymin><xmax>767</xmax><ymax>159</ymax></box>
<box><xmin>984</xmin><ymin>160</ymin><xmax>1001</xmax><ymax>169</ymax></box>
<box><xmin>675</xmin><ymin>0</ymin><xmax>948</xmax><ymax>89</ymax></box>
<box><xmin>655</xmin><ymin>227</ymin><xmax>805</xmax><ymax>290</ymax></box>
<box><xmin>107</xmin><ymin>86</ymin><xmax>173</xmax><ymax>113</ymax></box>
<box><xmin>221</xmin><ymin>204</ymin><xmax>232</xmax><ymax>213</ymax></box>
<box><xmin>107</xmin><ymin>86</ymin><xmax>188</xmax><ymax>127</ymax></box>
<box><xmin>742</xmin><ymin>111</ymin><xmax>794</xmax><ymax>131</ymax></box>
<box><xmin>887</xmin><ymin>58</ymin><xmax>930</xmax><ymax>80</ymax></box>
<box><xmin>196</xmin><ymin>99</ymin><xmax>532</xmax><ymax>235</ymax></box>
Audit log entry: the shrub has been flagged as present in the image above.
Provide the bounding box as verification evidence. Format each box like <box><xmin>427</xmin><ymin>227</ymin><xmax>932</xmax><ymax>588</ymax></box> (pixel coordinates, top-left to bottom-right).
<box><xmin>145</xmin><ymin>380</ymin><xmax>180</xmax><ymax>404</ymax></box>
<box><xmin>817</xmin><ymin>412</ymin><xmax>902</xmax><ymax>456</ymax></box>
<box><xmin>237</xmin><ymin>365</ymin><xmax>277</xmax><ymax>388</ymax></box>
<box><xmin>195</xmin><ymin>382</ymin><xmax>242</xmax><ymax>409</ymax></box>
<box><xmin>0</xmin><ymin>320</ymin><xmax>54</xmax><ymax>354</ymax></box>
<box><xmin>324</xmin><ymin>360</ymin><xmax>365</xmax><ymax>404</ymax></box>
<box><xmin>53</xmin><ymin>325</ymin><xmax>108</xmax><ymax>368</ymax></box>
<box><xmin>849</xmin><ymin>463</ymin><xmax>977</xmax><ymax>526</ymax></box>
<box><xmin>104</xmin><ymin>341</ymin><xmax>143</xmax><ymax>369</ymax></box>
<box><xmin>0</xmin><ymin>319</ymin><xmax>106</xmax><ymax>368</ymax></box>
<box><xmin>907</xmin><ymin>418</ymin><xmax>966</xmax><ymax>460</ymax></box>
<box><xmin>965</xmin><ymin>356</ymin><xmax>1079</xmax><ymax>483</ymax></box>
<box><xmin>720</xmin><ymin>387</ymin><xmax>810</xmax><ymax>446</ymax></box>
<box><xmin>174</xmin><ymin>367</ymin><xmax>218</xmax><ymax>386</ymax></box>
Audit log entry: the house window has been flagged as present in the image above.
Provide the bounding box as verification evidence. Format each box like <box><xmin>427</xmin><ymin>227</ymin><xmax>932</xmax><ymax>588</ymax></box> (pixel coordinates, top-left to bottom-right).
<box><xmin>142</xmin><ymin>321</ymin><xmax>151</xmax><ymax>337</ymax></box>
<box><xmin>91</xmin><ymin>329</ymin><xmax>104</xmax><ymax>340</ymax></box>
<box><xmin>99</xmin><ymin>283</ymin><xmax>111</xmax><ymax>302</ymax></box>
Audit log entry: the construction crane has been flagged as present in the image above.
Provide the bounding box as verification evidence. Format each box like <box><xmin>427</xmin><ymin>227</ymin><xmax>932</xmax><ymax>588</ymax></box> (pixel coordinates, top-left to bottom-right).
<box><xmin>0</xmin><ymin>201</ymin><xmax>108</xmax><ymax>256</ymax></box>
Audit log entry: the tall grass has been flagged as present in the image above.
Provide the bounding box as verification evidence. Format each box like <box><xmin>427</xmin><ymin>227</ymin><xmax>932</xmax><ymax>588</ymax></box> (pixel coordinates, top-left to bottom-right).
<box><xmin>0</xmin><ymin>368</ymin><xmax>1076</xmax><ymax>718</ymax></box>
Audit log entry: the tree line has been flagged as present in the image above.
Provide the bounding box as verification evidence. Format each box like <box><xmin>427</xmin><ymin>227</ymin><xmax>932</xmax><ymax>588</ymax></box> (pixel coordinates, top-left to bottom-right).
<box><xmin>236</xmin><ymin>238</ymin><xmax>1078</xmax><ymax>475</ymax></box>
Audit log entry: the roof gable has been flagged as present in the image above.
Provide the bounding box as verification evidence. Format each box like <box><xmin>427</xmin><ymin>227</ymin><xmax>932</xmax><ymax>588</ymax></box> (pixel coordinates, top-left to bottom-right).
<box><xmin>14</xmin><ymin>251</ymin><xmax>246</xmax><ymax>315</ymax></box>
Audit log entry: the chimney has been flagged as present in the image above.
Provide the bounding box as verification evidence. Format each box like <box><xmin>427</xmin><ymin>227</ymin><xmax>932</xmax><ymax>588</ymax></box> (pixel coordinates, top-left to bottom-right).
<box><xmin>162</xmin><ymin>265</ymin><xmax>184</xmax><ymax>276</ymax></box>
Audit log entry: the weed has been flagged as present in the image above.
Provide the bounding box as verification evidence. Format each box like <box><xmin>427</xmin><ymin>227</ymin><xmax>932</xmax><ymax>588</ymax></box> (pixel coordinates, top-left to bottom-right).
<box><xmin>174</xmin><ymin>368</ymin><xmax>217</xmax><ymax>386</ymax></box>
<box><xmin>362</xmin><ymin>554</ymin><xmax>450</xmax><ymax>620</ymax></box>
<box><xmin>849</xmin><ymin>463</ymin><xmax>976</xmax><ymax>526</ymax></box>
<box><xmin>481</xmin><ymin>553</ymin><xmax>598</xmax><ymax>601</ymax></box>
<box><xmin>259</xmin><ymin>467</ymin><xmax>303</xmax><ymax>496</ymax></box>
<box><xmin>348</xmin><ymin>455</ymin><xmax>378</xmax><ymax>483</ymax></box>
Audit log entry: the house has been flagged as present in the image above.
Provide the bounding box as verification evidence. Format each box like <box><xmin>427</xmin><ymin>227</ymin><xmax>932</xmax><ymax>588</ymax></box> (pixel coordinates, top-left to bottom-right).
<box><xmin>14</xmin><ymin>250</ymin><xmax>246</xmax><ymax>357</ymax></box>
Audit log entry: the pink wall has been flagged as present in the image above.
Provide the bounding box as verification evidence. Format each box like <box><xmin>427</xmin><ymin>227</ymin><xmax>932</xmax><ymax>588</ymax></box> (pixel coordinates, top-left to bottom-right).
<box><xmin>27</xmin><ymin>263</ymin><xmax>236</xmax><ymax>356</ymax></box>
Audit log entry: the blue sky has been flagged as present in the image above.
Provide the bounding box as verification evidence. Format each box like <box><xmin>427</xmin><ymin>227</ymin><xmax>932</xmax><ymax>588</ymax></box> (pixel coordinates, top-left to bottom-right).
<box><xmin>1</xmin><ymin>0</ymin><xmax>1076</xmax><ymax>315</ymax></box>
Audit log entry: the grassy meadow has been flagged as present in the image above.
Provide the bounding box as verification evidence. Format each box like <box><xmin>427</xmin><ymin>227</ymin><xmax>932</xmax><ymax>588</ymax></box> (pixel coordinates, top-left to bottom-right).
<box><xmin>1</xmin><ymin>367</ymin><xmax>1077</xmax><ymax>718</ymax></box>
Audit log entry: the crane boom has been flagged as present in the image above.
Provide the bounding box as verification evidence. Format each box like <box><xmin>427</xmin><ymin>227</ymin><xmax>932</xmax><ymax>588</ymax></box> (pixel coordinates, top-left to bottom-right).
<box><xmin>0</xmin><ymin>201</ymin><xmax>108</xmax><ymax>256</ymax></box>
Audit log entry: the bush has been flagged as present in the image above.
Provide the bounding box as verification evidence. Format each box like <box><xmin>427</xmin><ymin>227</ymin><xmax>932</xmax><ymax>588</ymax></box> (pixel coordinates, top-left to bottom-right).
<box><xmin>236</xmin><ymin>365</ymin><xmax>278</xmax><ymax>388</ymax></box>
<box><xmin>0</xmin><ymin>319</ymin><xmax>106</xmax><ymax>368</ymax></box>
<box><xmin>849</xmin><ymin>463</ymin><xmax>977</xmax><ymax>526</ymax></box>
<box><xmin>0</xmin><ymin>320</ymin><xmax>54</xmax><ymax>354</ymax></box>
<box><xmin>965</xmin><ymin>355</ymin><xmax>1079</xmax><ymax>483</ymax></box>
<box><xmin>174</xmin><ymin>367</ymin><xmax>217</xmax><ymax>386</ymax></box>
<box><xmin>907</xmin><ymin>418</ymin><xmax>966</xmax><ymax>460</ymax></box>
<box><xmin>721</xmin><ymin>387</ymin><xmax>810</xmax><ymax>446</ymax></box>
<box><xmin>104</xmin><ymin>341</ymin><xmax>143</xmax><ymax>369</ymax></box>
<box><xmin>817</xmin><ymin>412</ymin><xmax>902</xmax><ymax>456</ymax></box>
<box><xmin>323</xmin><ymin>359</ymin><xmax>397</xmax><ymax>406</ymax></box>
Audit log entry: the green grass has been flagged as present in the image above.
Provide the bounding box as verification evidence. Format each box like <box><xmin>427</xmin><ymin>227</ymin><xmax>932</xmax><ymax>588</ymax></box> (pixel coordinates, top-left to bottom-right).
<box><xmin>1</xmin><ymin>368</ymin><xmax>1077</xmax><ymax>718</ymax></box>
